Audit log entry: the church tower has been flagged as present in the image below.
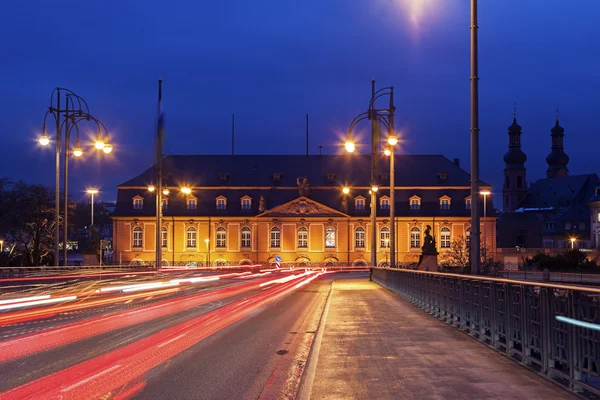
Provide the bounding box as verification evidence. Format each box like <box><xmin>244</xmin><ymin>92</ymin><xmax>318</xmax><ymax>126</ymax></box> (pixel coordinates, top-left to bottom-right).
<box><xmin>503</xmin><ymin>107</ymin><xmax>528</xmax><ymax>211</ymax></box>
<box><xmin>546</xmin><ymin>111</ymin><xmax>569</xmax><ymax>178</ymax></box>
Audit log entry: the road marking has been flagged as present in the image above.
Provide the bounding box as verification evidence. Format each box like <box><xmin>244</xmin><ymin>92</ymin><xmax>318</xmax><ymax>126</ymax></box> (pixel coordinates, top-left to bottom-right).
<box><xmin>60</xmin><ymin>364</ymin><xmax>121</xmax><ymax>392</ymax></box>
<box><xmin>157</xmin><ymin>333</ymin><xmax>187</xmax><ymax>348</ymax></box>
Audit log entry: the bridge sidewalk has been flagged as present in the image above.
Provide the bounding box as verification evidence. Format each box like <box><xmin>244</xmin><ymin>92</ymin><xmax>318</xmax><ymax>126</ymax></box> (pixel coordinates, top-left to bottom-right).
<box><xmin>305</xmin><ymin>277</ymin><xmax>575</xmax><ymax>400</ymax></box>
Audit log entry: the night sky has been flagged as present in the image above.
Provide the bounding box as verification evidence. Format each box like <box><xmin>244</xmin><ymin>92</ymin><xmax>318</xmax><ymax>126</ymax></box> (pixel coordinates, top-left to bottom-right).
<box><xmin>1</xmin><ymin>0</ymin><xmax>599</xmax><ymax>206</ymax></box>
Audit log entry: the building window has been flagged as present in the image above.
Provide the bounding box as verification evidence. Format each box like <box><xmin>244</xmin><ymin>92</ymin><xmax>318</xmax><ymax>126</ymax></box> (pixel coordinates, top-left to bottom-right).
<box><xmin>325</xmin><ymin>227</ymin><xmax>336</xmax><ymax>248</ymax></box>
<box><xmin>465</xmin><ymin>198</ymin><xmax>471</xmax><ymax>210</ymax></box>
<box><xmin>410</xmin><ymin>196</ymin><xmax>421</xmax><ymax>210</ymax></box>
<box><xmin>355</xmin><ymin>197</ymin><xmax>365</xmax><ymax>210</ymax></box>
<box><xmin>187</xmin><ymin>227</ymin><xmax>197</xmax><ymax>248</ymax></box>
<box><xmin>466</xmin><ymin>227</ymin><xmax>471</xmax><ymax>249</ymax></box>
<box><xmin>517</xmin><ymin>176</ymin><xmax>523</xmax><ymax>189</ymax></box>
<box><xmin>355</xmin><ymin>227</ymin><xmax>365</xmax><ymax>248</ymax></box>
<box><xmin>161</xmin><ymin>227</ymin><xmax>168</xmax><ymax>248</ymax></box>
<box><xmin>217</xmin><ymin>197</ymin><xmax>227</xmax><ymax>210</ymax></box>
<box><xmin>241</xmin><ymin>198</ymin><xmax>251</xmax><ymax>210</ymax></box>
<box><xmin>380</xmin><ymin>198</ymin><xmax>390</xmax><ymax>210</ymax></box>
<box><xmin>187</xmin><ymin>198</ymin><xmax>197</xmax><ymax>210</ymax></box>
<box><xmin>579</xmin><ymin>223</ymin><xmax>586</xmax><ymax>231</ymax></box>
<box><xmin>440</xmin><ymin>198</ymin><xmax>450</xmax><ymax>210</ymax></box>
<box><xmin>543</xmin><ymin>240</ymin><xmax>554</xmax><ymax>249</ymax></box>
<box><xmin>410</xmin><ymin>227</ymin><xmax>420</xmax><ymax>248</ymax></box>
<box><xmin>544</xmin><ymin>222</ymin><xmax>555</xmax><ymax>231</ymax></box>
<box><xmin>241</xmin><ymin>227</ymin><xmax>251</xmax><ymax>248</ymax></box>
<box><xmin>565</xmin><ymin>223</ymin><xmax>571</xmax><ymax>230</ymax></box>
<box><xmin>298</xmin><ymin>227</ymin><xmax>308</xmax><ymax>248</ymax></box>
<box><xmin>133</xmin><ymin>227</ymin><xmax>143</xmax><ymax>248</ymax></box>
<box><xmin>162</xmin><ymin>199</ymin><xmax>168</xmax><ymax>211</ymax></box>
<box><xmin>216</xmin><ymin>227</ymin><xmax>226</xmax><ymax>248</ymax></box>
<box><xmin>380</xmin><ymin>227</ymin><xmax>390</xmax><ymax>248</ymax></box>
<box><xmin>270</xmin><ymin>227</ymin><xmax>281</xmax><ymax>248</ymax></box>
<box><xmin>440</xmin><ymin>227</ymin><xmax>451</xmax><ymax>248</ymax></box>
<box><xmin>133</xmin><ymin>198</ymin><xmax>143</xmax><ymax>210</ymax></box>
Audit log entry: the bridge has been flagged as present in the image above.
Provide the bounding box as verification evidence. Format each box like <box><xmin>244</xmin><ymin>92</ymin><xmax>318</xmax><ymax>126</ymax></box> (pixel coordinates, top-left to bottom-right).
<box><xmin>0</xmin><ymin>266</ymin><xmax>594</xmax><ymax>399</ymax></box>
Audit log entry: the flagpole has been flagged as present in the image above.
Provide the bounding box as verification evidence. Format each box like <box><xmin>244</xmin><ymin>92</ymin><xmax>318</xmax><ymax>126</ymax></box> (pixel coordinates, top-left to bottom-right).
<box><xmin>155</xmin><ymin>79</ymin><xmax>163</xmax><ymax>269</ymax></box>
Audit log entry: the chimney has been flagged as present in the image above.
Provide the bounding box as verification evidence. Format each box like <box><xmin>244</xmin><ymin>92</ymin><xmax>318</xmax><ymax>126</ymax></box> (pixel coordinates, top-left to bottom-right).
<box><xmin>453</xmin><ymin>158</ymin><xmax>460</xmax><ymax>167</ymax></box>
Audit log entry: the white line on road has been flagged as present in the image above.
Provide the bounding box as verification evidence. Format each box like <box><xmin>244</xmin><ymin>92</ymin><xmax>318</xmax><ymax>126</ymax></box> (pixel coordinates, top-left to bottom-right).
<box><xmin>157</xmin><ymin>333</ymin><xmax>187</xmax><ymax>348</ymax></box>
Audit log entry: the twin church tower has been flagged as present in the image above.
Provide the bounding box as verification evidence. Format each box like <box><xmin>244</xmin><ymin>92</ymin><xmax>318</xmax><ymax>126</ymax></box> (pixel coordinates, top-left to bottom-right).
<box><xmin>502</xmin><ymin>108</ymin><xmax>570</xmax><ymax>211</ymax></box>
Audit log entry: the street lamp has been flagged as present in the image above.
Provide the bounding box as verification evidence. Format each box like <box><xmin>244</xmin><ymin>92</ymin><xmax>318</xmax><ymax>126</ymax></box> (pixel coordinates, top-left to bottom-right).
<box><xmin>205</xmin><ymin>238</ymin><xmax>210</xmax><ymax>266</ymax></box>
<box><xmin>570</xmin><ymin>237</ymin><xmax>576</xmax><ymax>250</ymax></box>
<box><xmin>181</xmin><ymin>186</ymin><xmax>192</xmax><ymax>195</ymax></box>
<box><xmin>86</xmin><ymin>189</ymin><xmax>99</xmax><ymax>226</ymax></box>
<box><xmin>38</xmin><ymin>88</ymin><xmax>112</xmax><ymax>266</ymax></box>
<box><xmin>480</xmin><ymin>190</ymin><xmax>491</xmax><ymax>261</ymax></box>
<box><xmin>385</xmin><ymin>133</ymin><xmax>399</xmax><ymax>268</ymax></box>
<box><xmin>342</xmin><ymin>186</ymin><xmax>350</xmax><ymax>195</ymax></box>
<box><xmin>0</xmin><ymin>240</ymin><xmax>3</xmax><ymax>253</ymax></box>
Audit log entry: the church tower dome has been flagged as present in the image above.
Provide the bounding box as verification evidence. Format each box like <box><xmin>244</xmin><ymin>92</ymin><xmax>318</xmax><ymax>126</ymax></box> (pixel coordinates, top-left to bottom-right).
<box><xmin>502</xmin><ymin>105</ymin><xmax>528</xmax><ymax>211</ymax></box>
<box><xmin>546</xmin><ymin>113</ymin><xmax>569</xmax><ymax>178</ymax></box>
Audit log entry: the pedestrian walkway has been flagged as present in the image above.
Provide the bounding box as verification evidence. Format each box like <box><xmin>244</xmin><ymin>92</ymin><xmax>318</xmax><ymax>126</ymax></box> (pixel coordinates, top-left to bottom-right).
<box><xmin>306</xmin><ymin>277</ymin><xmax>575</xmax><ymax>400</ymax></box>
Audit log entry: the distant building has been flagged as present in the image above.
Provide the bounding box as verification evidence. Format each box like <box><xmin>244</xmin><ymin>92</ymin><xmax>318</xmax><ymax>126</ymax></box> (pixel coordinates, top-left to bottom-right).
<box><xmin>111</xmin><ymin>155</ymin><xmax>496</xmax><ymax>266</ymax></box>
<box><xmin>497</xmin><ymin>113</ymin><xmax>600</xmax><ymax>264</ymax></box>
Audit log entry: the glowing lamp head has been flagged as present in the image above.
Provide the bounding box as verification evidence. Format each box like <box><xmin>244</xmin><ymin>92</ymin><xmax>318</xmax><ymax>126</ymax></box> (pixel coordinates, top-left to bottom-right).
<box><xmin>181</xmin><ymin>187</ymin><xmax>192</xmax><ymax>195</ymax></box>
<box><xmin>73</xmin><ymin>146</ymin><xmax>83</xmax><ymax>157</ymax></box>
<box><xmin>387</xmin><ymin>135</ymin><xmax>399</xmax><ymax>146</ymax></box>
<box><xmin>344</xmin><ymin>140</ymin><xmax>356</xmax><ymax>153</ymax></box>
<box><xmin>86</xmin><ymin>189</ymin><xmax>98</xmax><ymax>195</ymax></box>
<box><xmin>147</xmin><ymin>185</ymin><xmax>156</xmax><ymax>192</ymax></box>
<box><xmin>94</xmin><ymin>139</ymin><xmax>105</xmax><ymax>149</ymax></box>
<box><xmin>371</xmin><ymin>185</ymin><xmax>379</xmax><ymax>193</ymax></box>
<box><xmin>163</xmin><ymin>188</ymin><xmax>170</xmax><ymax>196</ymax></box>
<box><xmin>102</xmin><ymin>143</ymin><xmax>113</xmax><ymax>154</ymax></box>
<box><xmin>342</xmin><ymin>186</ymin><xmax>350</xmax><ymax>195</ymax></box>
<box><xmin>384</xmin><ymin>147</ymin><xmax>391</xmax><ymax>157</ymax></box>
<box><xmin>39</xmin><ymin>134</ymin><xmax>50</xmax><ymax>146</ymax></box>
<box><xmin>480</xmin><ymin>190</ymin><xmax>491</xmax><ymax>196</ymax></box>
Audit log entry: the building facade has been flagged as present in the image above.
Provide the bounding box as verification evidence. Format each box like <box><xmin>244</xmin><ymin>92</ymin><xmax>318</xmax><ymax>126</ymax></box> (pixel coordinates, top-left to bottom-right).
<box><xmin>111</xmin><ymin>155</ymin><xmax>496</xmax><ymax>266</ymax></box>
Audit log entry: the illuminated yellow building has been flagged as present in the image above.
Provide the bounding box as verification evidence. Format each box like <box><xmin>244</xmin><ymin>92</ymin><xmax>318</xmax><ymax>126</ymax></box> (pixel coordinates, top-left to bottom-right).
<box><xmin>111</xmin><ymin>155</ymin><xmax>496</xmax><ymax>266</ymax></box>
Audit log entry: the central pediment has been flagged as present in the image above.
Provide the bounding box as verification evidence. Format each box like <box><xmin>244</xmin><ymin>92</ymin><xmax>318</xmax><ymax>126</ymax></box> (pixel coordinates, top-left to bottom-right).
<box><xmin>258</xmin><ymin>197</ymin><xmax>348</xmax><ymax>217</ymax></box>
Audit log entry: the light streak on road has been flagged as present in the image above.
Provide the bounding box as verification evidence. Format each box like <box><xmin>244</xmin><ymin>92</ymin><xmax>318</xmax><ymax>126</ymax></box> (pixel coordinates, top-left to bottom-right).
<box><xmin>556</xmin><ymin>315</ymin><xmax>600</xmax><ymax>331</ymax></box>
<box><xmin>235</xmin><ymin>272</ymin><xmax>272</xmax><ymax>279</ymax></box>
<box><xmin>122</xmin><ymin>282</ymin><xmax>180</xmax><ymax>293</ymax></box>
<box><xmin>170</xmin><ymin>277</ymin><xmax>219</xmax><ymax>284</ymax></box>
<box><xmin>0</xmin><ymin>295</ymin><xmax>77</xmax><ymax>311</ymax></box>
<box><xmin>0</xmin><ymin>295</ymin><xmax>51</xmax><ymax>305</ymax></box>
<box><xmin>259</xmin><ymin>271</ymin><xmax>315</xmax><ymax>287</ymax></box>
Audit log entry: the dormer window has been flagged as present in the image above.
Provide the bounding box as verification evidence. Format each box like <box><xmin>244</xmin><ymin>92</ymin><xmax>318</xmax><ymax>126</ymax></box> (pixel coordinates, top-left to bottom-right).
<box><xmin>355</xmin><ymin>196</ymin><xmax>366</xmax><ymax>210</ymax></box>
<box><xmin>409</xmin><ymin>196</ymin><xmax>421</xmax><ymax>211</ymax></box>
<box><xmin>133</xmin><ymin>196</ymin><xmax>143</xmax><ymax>210</ymax></box>
<box><xmin>241</xmin><ymin>196</ymin><xmax>252</xmax><ymax>210</ymax></box>
<box><xmin>216</xmin><ymin>196</ymin><xmax>227</xmax><ymax>210</ymax></box>
<box><xmin>465</xmin><ymin>197</ymin><xmax>472</xmax><ymax>211</ymax></box>
<box><xmin>380</xmin><ymin>196</ymin><xmax>390</xmax><ymax>210</ymax></box>
<box><xmin>187</xmin><ymin>198</ymin><xmax>197</xmax><ymax>210</ymax></box>
<box><xmin>439</xmin><ymin>196</ymin><xmax>451</xmax><ymax>210</ymax></box>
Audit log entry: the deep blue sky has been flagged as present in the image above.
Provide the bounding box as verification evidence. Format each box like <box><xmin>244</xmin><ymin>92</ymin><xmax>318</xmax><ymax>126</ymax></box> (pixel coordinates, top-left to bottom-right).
<box><xmin>1</xmin><ymin>0</ymin><xmax>599</xmax><ymax>205</ymax></box>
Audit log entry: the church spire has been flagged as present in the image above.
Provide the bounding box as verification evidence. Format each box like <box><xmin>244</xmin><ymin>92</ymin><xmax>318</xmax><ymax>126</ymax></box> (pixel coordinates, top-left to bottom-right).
<box><xmin>503</xmin><ymin>104</ymin><xmax>527</xmax><ymax>211</ymax></box>
<box><xmin>546</xmin><ymin>109</ymin><xmax>569</xmax><ymax>178</ymax></box>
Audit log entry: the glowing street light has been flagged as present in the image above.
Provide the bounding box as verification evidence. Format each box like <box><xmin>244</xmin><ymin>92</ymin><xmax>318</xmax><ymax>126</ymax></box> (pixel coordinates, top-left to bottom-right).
<box><xmin>86</xmin><ymin>189</ymin><xmax>99</xmax><ymax>226</ymax></box>
<box><xmin>39</xmin><ymin>130</ymin><xmax>50</xmax><ymax>146</ymax></box>
<box><xmin>387</xmin><ymin>135</ymin><xmax>399</xmax><ymax>146</ymax></box>
<box><xmin>480</xmin><ymin>190</ymin><xmax>491</xmax><ymax>259</ymax></box>
<box><xmin>181</xmin><ymin>187</ymin><xmax>192</xmax><ymax>195</ymax></box>
<box><xmin>163</xmin><ymin>188</ymin><xmax>170</xmax><ymax>196</ymax></box>
<box><xmin>102</xmin><ymin>143</ymin><xmax>113</xmax><ymax>154</ymax></box>
<box><xmin>344</xmin><ymin>140</ymin><xmax>356</xmax><ymax>153</ymax></box>
<box><xmin>147</xmin><ymin>185</ymin><xmax>156</xmax><ymax>192</ymax></box>
<box><xmin>371</xmin><ymin>185</ymin><xmax>379</xmax><ymax>193</ymax></box>
<box><xmin>342</xmin><ymin>186</ymin><xmax>350</xmax><ymax>195</ymax></box>
<box><xmin>73</xmin><ymin>138</ymin><xmax>83</xmax><ymax>157</ymax></box>
<box><xmin>571</xmin><ymin>237</ymin><xmax>576</xmax><ymax>249</ymax></box>
<box><xmin>384</xmin><ymin>146</ymin><xmax>391</xmax><ymax>157</ymax></box>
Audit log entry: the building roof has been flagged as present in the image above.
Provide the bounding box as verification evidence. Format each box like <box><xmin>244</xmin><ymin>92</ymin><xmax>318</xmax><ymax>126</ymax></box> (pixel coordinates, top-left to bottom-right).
<box><xmin>519</xmin><ymin>174</ymin><xmax>599</xmax><ymax>209</ymax></box>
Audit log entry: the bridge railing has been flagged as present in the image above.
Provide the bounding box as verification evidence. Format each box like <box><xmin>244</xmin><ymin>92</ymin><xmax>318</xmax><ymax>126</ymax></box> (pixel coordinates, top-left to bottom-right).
<box><xmin>372</xmin><ymin>267</ymin><xmax>600</xmax><ymax>395</ymax></box>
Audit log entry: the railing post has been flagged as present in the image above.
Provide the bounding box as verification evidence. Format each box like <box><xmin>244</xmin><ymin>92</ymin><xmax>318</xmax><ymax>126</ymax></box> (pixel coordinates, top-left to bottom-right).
<box><xmin>520</xmin><ymin>284</ymin><xmax>530</xmax><ymax>365</ymax></box>
<box><xmin>540</xmin><ymin>286</ymin><xmax>552</xmax><ymax>376</ymax></box>
<box><xmin>459</xmin><ymin>279</ymin><xmax>466</xmax><ymax>329</ymax></box>
<box><xmin>568</xmin><ymin>290</ymin><xmax>582</xmax><ymax>391</ymax></box>
<box><xmin>490</xmin><ymin>281</ymin><xmax>498</xmax><ymax>348</ymax></box>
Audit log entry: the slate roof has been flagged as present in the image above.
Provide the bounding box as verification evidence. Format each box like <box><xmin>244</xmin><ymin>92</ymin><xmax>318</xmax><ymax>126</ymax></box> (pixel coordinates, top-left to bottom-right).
<box><xmin>518</xmin><ymin>174</ymin><xmax>599</xmax><ymax>209</ymax></box>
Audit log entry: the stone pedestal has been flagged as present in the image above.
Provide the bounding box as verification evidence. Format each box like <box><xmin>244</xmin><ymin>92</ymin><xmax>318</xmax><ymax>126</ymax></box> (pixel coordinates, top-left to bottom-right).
<box><xmin>417</xmin><ymin>254</ymin><xmax>438</xmax><ymax>272</ymax></box>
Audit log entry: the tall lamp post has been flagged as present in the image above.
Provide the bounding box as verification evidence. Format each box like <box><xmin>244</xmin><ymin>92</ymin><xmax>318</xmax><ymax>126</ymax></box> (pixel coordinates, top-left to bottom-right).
<box><xmin>345</xmin><ymin>79</ymin><xmax>396</xmax><ymax>267</ymax></box>
<box><xmin>480</xmin><ymin>190</ymin><xmax>490</xmax><ymax>261</ymax></box>
<box><xmin>470</xmin><ymin>0</ymin><xmax>482</xmax><ymax>274</ymax></box>
<box><xmin>39</xmin><ymin>88</ymin><xmax>112</xmax><ymax>266</ymax></box>
<box><xmin>205</xmin><ymin>238</ymin><xmax>210</xmax><ymax>266</ymax></box>
<box><xmin>384</xmin><ymin>133</ymin><xmax>399</xmax><ymax>268</ymax></box>
<box><xmin>86</xmin><ymin>189</ymin><xmax>98</xmax><ymax>226</ymax></box>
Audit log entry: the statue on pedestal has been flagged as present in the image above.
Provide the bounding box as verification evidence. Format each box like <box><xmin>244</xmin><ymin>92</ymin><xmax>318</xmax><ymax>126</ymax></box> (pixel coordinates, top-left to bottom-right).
<box><xmin>417</xmin><ymin>225</ymin><xmax>439</xmax><ymax>271</ymax></box>
<box><xmin>421</xmin><ymin>225</ymin><xmax>438</xmax><ymax>255</ymax></box>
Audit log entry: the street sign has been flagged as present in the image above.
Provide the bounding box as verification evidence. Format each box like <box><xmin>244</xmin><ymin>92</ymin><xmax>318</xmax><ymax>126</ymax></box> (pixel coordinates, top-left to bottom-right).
<box><xmin>275</xmin><ymin>256</ymin><xmax>281</xmax><ymax>262</ymax></box>
<box><xmin>275</xmin><ymin>255</ymin><xmax>281</xmax><ymax>269</ymax></box>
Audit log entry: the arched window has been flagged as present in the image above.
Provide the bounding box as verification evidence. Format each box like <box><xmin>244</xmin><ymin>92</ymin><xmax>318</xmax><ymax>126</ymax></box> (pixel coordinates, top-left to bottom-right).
<box><xmin>298</xmin><ymin>227</ymin><xmax>308</xmax><ymax>248</ymax></box>
<box><xmin>410</xmin><ymin>227</ymin><xmax>420</xmax><ymax>248</ymax></box>
<box><xmin>380</xmin><ymin>198</ymin><xmax>390</xmax><ymax>210</ymax></box>
<box><xmin>517</xmin><ymin>175</ymin><xmax>523</xmax><ymax>189</ymax></box>
<box><xmin>133</xmin><ymin>227</ymin><xmax>143</xmax><ymax>248</ymax></box>
<box><xmin>187</xmin><ymin>198</ymin><xmax>197</xmax><ymax>210</ymax></box>
<box><xmin>466</xmin><ymin>227</ymin><xmax>471</xmax><ymax>249</ymax></box>
<box><xmin>216</xmin><ymin>227</ymin><xmax>226</xmax><ymax>248</ymax></box>
<box><xmin>161</xmin><ymin>227</ymin><xmax>168</xmax><ymax>248</ymax></box>
<box><xmin>270</xmin><ymin>227</ymin><xmax>281</xmax><ymax>248</ymax></box>
<box><xmin>355</xmin><ymin>227</ymin><xmax>365</xmax><ymax>248</ymax></box>
<box><xmin>380</xmin><ymin>227</ymin><xmax>390</xmax><ymax>248</ymax></box>
<box><xmin>241</xmin><ymin>227</ymin><xmax>251</xmax><ymax>248</ymax></box>
<box><xmin>325</xmin><ymin>227</ymin><xmax>335</xmax><ymax>248</ymax></box>
<box><xmin>187</xmin><ymin>227</ymin><xmax>197</xmax><ymax>248</ymax></box>
<box><xmin>440</xmin><ymin>227</ymin><xmax>451</xmax><ymax>248</ymax></box>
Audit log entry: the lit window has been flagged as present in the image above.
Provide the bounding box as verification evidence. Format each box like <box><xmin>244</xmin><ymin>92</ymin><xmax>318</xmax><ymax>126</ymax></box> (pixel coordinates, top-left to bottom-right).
<box><xmin>216</xmin><ymin>227</ymin><xmax>226</xmax><ymax>248</ymax></box>
<box><xmin>217</xmin><ymin>198</ymin><xmax>227</xmax><ymax>210</ymax></box>
<box><xmin>133</xmin><ymin>198</ymin><xmax>143</xmax><ymax>210</ymax></box>
<box><xmin>241</xmin><ymin>227</ymin><xmax>251</xmax><ymax>248</ymax></box>
<box><xmin>440</xmin><ymin>227</ymin><xmax>451</xmax><ymax>248</ymax></box>
<box><xmin>465</xmin><ymin>198</ymin><xmax>471</xmax><ymax>210</ymax></box>
<box><xmin>298</xmin><ymin>227</ymin><xmax>308</xmax><ymax>248</ymax></box>
<box><xmin>133</xmin><ymin>227</ymin><xmax>143</xmax><ymax>248</ymax></box>
<box><xmin>326</xmin><ymin>227</ymin><xmax>336</xmax><ymax>248</ymax></box>
<box><xmin>410</xmin><ymin>197</ymin><xmax>421</xmax><ymax>210</ymax></box>
<box><xmin>380</xmin><ymin>227</ymin><xmax>390</xmax><ymax>248</ymax></box>
<box><xmin>565</xmin><ymin>223</ymin><xmax>571</xmax><ymax>230</ymax></box>
<box><xmin>355</xmin><ymin>227</ymin><xmax>365</xmax><ymax>248</ymax></box>
<box><xmin>270</xmin><ymin>227</ymin><xmax>281</xmax><ymax>248</ymax></box>
<box><xmin>187</xmin><ymin>227</ymin><xmax>197</xmax><ymax>248</ymax></box>
<box><xmin>380</xmin><ymin>198</ymin><xmax>390</xmax><ymax>210</ymax></box>
<box><xmin>355</xmin><ymin>198</ymin><xmax>365</xmax><ymax>210</ymax></box>
<box><xmin>440</xmin><ymin>199</ymin><xmax>450</xmax><ymax>210</ymax></box>
<box><xmin>161</xmin><ymin>227</ymin><xmax>167</xmax><ymax>248</ymax></box>
<box><xmin>187</xmin><ymin>198</ymin><xmax>197</xmax><ymax>210</ymax></box>
<box><xmin>241</xmin><ymin>198</ymin><xmax>251</xmax><ymax>210</ymax></box>
<box><xmin>410</xmin><ymin>227</ymin><xmax>420</xmax><ymax>248</ymax></box>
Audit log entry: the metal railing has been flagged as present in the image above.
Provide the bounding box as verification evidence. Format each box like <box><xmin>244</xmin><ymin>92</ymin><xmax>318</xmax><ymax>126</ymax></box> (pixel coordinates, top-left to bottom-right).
<box><xmin>372</xmin><ymin>267</ymin><xmax>600</xmax><ymax>395</ymax></box>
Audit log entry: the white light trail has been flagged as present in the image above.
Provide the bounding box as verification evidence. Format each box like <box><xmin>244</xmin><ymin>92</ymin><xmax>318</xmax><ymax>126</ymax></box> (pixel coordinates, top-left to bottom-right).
<box><xmin>0</xmin><ymin>295</ymin><xmax>51</xmax><ymax>305</ymax></box>
<box><xmin>556</xmin><ymin>316</ymin><xmax>600</xmax><ymax>331</ymax></box>
<box><xmin>0</xmin><ymin>295</ymin><xmax>77</xmax><ymax>311</ymax></box>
